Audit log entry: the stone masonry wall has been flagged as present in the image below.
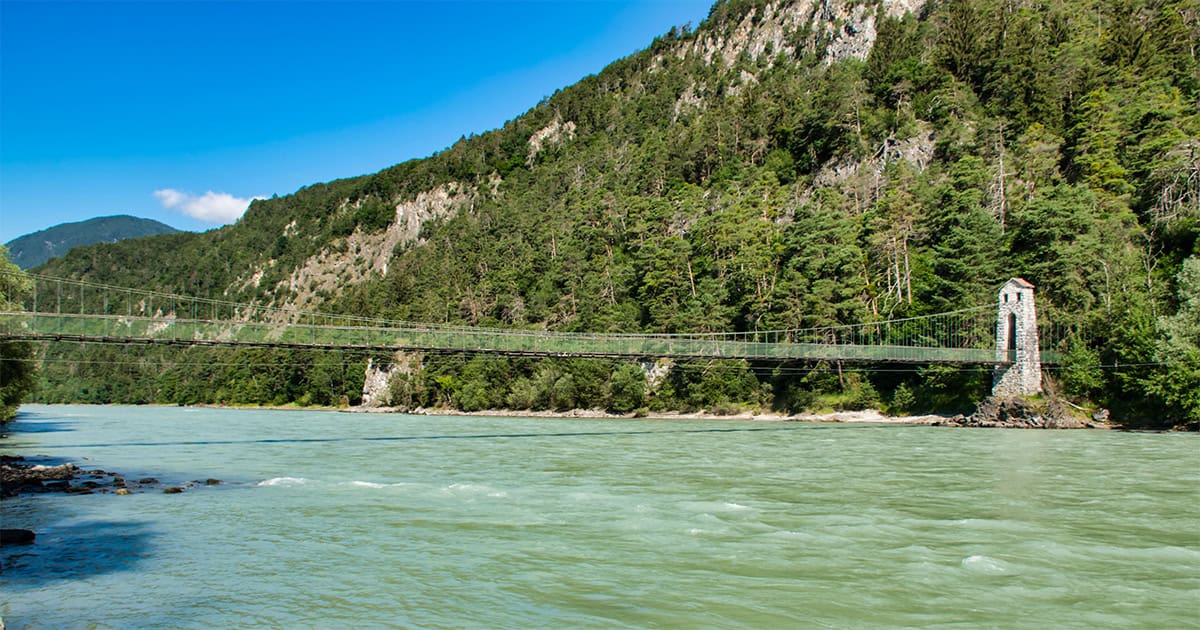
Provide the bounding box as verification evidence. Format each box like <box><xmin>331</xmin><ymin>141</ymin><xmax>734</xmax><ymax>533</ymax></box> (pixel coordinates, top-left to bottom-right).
<box><xmin>992</xmin><ymin>279</ymin><xmax>1042</xmax><ymax>396</ymax></box>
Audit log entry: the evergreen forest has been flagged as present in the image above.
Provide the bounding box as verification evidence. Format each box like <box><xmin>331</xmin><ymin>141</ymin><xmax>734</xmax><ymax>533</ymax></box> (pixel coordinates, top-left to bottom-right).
<box><xmin>10</xmin><ymin>0</ymin><xmax>1200</xmax><ymax>428</ymax></box>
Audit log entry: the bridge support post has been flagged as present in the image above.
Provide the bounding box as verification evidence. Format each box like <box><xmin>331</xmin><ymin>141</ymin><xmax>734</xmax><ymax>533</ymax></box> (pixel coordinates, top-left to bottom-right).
<box><xmin>993</xmin><ymin>278</ymin><xmax>1042</xmax><ymax>396</ymax></box>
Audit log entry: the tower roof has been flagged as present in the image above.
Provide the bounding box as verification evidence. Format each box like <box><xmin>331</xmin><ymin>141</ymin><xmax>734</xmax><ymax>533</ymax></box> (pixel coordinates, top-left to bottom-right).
<box><xmin>1005</xmin><ymin>277</ymin><xmax>1034</xmax><ymax>289</ymax></box>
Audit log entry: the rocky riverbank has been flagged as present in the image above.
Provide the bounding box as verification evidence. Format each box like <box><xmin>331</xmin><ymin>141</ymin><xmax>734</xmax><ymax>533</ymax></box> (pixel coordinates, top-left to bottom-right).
<box><xmin>347</xmin><ymin>405</ymin><xmax>955</xmax><ymax>424</ymax></box>
<box><xmin>373</xmin><ymin>403</ymin><xmax>1113</xmax><ymax>428</ymax></box>
<box><xmin>0</xmin><ymin>454</ymin><xmax>218</xmax><ymax>499</ymax></box>
<box><xmin>933</xmin><ymin>396</ymin><xmax>1106</xmax><ymax>429</ymax></box>
<box><xmin>2</xmin><ymin>455</ymin><xmax>130</xmax><ymax>498</ymax></box>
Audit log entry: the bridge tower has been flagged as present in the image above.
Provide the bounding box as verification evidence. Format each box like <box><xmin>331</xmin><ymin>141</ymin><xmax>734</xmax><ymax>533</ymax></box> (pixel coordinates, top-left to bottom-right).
<box><xmin>993</xmin><ymin>278</ymin><xmax>1042</xmax><ymax>396</ymax></box>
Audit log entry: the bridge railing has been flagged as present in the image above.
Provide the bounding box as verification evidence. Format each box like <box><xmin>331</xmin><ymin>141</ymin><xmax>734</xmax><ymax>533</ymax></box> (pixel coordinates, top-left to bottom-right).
<box><xmin>1</xmin><ymin>271</ymin><xmax>1029</xmax><ymax>363</ymax></box>
<box><xmin>9</xmin><ymin>271</ymin><xmax>997</xmax><ymax>338</ymax></box>
<box><xmin>0</xmin><ymin>311</ymin><xmax>999</xmax><ymax>364</ymax></box>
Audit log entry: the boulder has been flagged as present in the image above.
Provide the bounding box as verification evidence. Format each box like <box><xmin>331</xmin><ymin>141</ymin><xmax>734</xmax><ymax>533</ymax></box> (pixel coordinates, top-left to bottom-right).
<box><xmin>0</xmin><ymin>529</ymin><xmax>36</xmax><ymax>545</ymax></box>
<box><xmin>0</xmin><ymin>460</ymin><xmax>151</xmax><ymax>498</ymax></box>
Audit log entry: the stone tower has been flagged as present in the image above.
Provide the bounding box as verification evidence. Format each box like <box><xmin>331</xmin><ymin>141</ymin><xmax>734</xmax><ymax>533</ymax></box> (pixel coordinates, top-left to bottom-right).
<box><xmin>993</xmin><ymin>278</ymin><xmax>1042</xmax><ymax>396</ymax></box>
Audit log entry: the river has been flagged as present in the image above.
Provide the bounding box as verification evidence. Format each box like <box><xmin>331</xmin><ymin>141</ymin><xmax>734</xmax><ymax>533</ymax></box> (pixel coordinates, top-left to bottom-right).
<box><xmin>2</xmin><ymin>404</ymin><xmax>1197</xmax><ymax>628</ymax></box>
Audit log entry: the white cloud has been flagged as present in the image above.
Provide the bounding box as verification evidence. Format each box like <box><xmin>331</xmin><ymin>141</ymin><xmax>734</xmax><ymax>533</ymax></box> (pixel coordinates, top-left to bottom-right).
<box><xmin>153</xmin><ymin>188</ymin><xmax>266</xmax><ymax>224</ymax></box>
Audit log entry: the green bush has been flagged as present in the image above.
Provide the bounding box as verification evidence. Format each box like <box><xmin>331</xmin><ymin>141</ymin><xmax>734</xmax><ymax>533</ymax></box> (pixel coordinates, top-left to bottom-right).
<box><xmin>608</xmin><ymin>364</ymin><xmax>646</xmax><ymax>413</ymax></box>
<box><xmin>388</xmin><ymin>373</ymin><xmax>416</xmax><ymax>409</ymax></box>
<box><xmin>353</xmin><ymin>198</ymin><xmax>394</xmax><ymax>233</ymax></box>
<box><xmin>1059</xmin><ymin>341</ymin><xmax>1103</xmax><ymax>399</ymax></box>
<box><xmin>709</xmin><ymin>401</ymin><xmax>743</xmax><ymax>416</ymax></box>
<box><xmin>834</xmin><ymin>377</ymin><xmax>879</xmax><ymax>411</ymax></box>
<box><xmin>551</xmin><ymin>374</ymin><xmax>578</xmax><ymax>410</ymax></box>
<box><xmin>505</xmin><ymin>377</ymin><xmax>537</xmax><ymax>410</ymax></box>
<box><xmin>888</xmin><ymin>382</ymin><xmax>916</xmax><ymax>415</ymax></box>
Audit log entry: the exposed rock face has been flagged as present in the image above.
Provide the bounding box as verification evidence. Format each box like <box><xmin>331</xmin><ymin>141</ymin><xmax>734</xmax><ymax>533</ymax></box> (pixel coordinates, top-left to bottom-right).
<box><xmin>684</xmin><ymin>0</ymin><xmax>924</xmax><ymax>69</ymax></box>
<box><xmin>671</xmin><ymin>0</ymin><xmax>927</xmax><ymax>125</ymax></box>
<box><xmin>822</xmin><ymin>2</ymin><xmax>890</xmax><ymax>63</ymax></box>
<box><xmin>361</xmin><ymin>351</ymin><xmax>423</xmax><ymax>407</ymax></box>
<box><xmin>361</xmin><ymin>359</ymin><xmax>392</xmax><ymax>407</ymax></box>
<box><xmin>276</xmin><ymin>183</ymin><xmax>474</xmax><ymax>313</ymax></box>
<box><xmin>641</xmin><ymin>358</ymin><xmax>674</xmax><ymax>393</ymax></box>
<box><xmin>528</xmin><ymin>118</ymin><xmax>576</xmax><ymax>164</ymax></box>
<box><xmin>936</xmin><ymin>397</ymin><xmax>1088</xmax><ymax>429</ymax></box>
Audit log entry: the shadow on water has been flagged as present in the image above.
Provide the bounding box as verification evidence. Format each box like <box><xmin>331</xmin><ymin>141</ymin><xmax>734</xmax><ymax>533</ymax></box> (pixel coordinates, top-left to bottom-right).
<box><xmin>24</xmin><ymin>424</ymin><xmax>827</xmax><ymax>450</ymax></box>
<box><xmin>1</xmin><ymin>519</ymin><xmax>155</xmax><ymax>587</ymax></box>
<box><xmin>2</xmin><ymin>420</ymin><xmax>77</xmax><ymax>434</ymax></box>
<box><xmin>0</xmin><ymin>454</ymin><xmax>82</xmax><ymax>468</ymax></box>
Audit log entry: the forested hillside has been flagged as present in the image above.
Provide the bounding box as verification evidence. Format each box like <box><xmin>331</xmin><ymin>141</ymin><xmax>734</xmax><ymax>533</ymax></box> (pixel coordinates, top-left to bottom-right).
<box><xmin>31</xmin><ymin>0</ymin><xmax>1200</xmax><ymax>426</ymax></box>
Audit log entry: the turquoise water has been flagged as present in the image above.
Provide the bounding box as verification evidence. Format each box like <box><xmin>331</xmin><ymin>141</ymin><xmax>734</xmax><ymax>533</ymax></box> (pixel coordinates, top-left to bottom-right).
<box><xmin>2</xmin><ymin>404</ymin><xmax>1198</xmax><ymax>628</ymax></box>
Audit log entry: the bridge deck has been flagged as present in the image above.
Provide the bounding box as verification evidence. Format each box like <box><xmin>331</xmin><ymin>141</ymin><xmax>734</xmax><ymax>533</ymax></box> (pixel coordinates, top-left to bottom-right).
<box><xmin>1</xmin><ymin>311</ymin><xmax>1028</xmax><ymax>364</ymax></box>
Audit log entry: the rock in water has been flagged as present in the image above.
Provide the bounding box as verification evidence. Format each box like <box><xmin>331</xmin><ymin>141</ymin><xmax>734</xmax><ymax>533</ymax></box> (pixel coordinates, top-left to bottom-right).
<box><xmin>1</xmin><ymin>529</ymin><xmax>36</xmax><ymax>545</ymax></box>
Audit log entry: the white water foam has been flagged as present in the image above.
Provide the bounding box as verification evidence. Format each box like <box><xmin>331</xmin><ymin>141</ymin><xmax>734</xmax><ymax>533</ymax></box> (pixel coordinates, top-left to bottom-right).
<box><xmin>257</xmin><ymin>477</ymin><xmax>308</xmax><ymax>487</ymax></box>
<box><xmin>445</xmin><ymin>483</ymin><xmax>508</xmax><ymax>498</ymax></box>
<box><xmin>344</xmin><ymin>480</ymin><xmax>387</xmax><ymax>489</ymax></box>
<box><xmin>961</xmin><ymin>554</ymin><xmax>1011</xmax><ymax>574</ymax></box>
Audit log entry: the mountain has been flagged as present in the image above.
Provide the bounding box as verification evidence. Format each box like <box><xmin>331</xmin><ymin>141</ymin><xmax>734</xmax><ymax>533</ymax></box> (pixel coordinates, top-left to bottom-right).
<box><xmin>29</xmin><ymin>0</ymin><xmax>1200</xmax><ymax>425</ymax></box>
<box><xmin>5</xmin><ymin>215</ymin><xmax>181</xmax><ymax>269</ymax></box>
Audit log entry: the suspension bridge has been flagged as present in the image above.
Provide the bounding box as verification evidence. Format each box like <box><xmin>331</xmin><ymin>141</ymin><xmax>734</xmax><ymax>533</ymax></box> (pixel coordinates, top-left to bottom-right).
<box><xmin>1</xmin><ymin>273</ymin><xmax>1061</xmax><ymax>394</ymax></box>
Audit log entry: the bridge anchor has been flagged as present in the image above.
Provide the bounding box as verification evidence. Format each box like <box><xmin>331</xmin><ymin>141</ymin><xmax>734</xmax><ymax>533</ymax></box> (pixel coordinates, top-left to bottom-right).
<box><xmin>993</xmin><ymin>278</ymin><xmax>1042</xmax><ymax>396</ymax></box>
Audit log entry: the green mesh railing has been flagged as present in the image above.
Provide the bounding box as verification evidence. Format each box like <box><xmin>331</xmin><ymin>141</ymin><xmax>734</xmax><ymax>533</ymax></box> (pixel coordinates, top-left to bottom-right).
<box><xmin>1</xmin><ymin>271</ymin><xmax>1060</xmax><ymax>364</ymax></box>
<box><xmin>0</xmin><ymin>311</ymin><xmax>999</xmax><ymax>363</ymax></box>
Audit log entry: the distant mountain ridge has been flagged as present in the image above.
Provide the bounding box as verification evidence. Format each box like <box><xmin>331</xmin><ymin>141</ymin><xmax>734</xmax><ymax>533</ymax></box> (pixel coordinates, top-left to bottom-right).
<box><xmin>4</xmin><ymin>215</ymin><xmax>181</xmax><ymax>269</ymax></box>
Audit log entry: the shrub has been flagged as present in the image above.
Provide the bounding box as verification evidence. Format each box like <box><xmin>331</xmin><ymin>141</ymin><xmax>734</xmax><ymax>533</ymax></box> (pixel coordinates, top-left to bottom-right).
<box><xmin>608</xmin><ymin>364</ymin><xmax>646</xmax><ymax>413</ymax></box>
<box><xmin>551</xmin><ymin>374</ymin><xmax>577</xmax><ymax>410</ymax></box>
<box><xmin>889</xmin><ymin>382</ymin><xmax>916</xmax><ymax>415</ymax></box>
<box><xmin>835</xmin><ymin>378</ymin><xmax>879</xmax><ymax>411</ymax></box>
<box><xmin>505</xmin><ymin>377</ymin><xmax>537</xmax><ymax>410</ymax></box>
<box><xmin>709</xmin><ymin>401</ymin><xmax>743</xmax><ymax>416</ymax></box>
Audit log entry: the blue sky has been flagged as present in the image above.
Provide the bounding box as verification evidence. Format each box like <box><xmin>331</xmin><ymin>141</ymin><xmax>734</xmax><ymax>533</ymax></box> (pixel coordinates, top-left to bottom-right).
<box><xmin>0</xmin><ymin>0</ymin><xmax>712</xmax><ymax>242</ymax></box>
